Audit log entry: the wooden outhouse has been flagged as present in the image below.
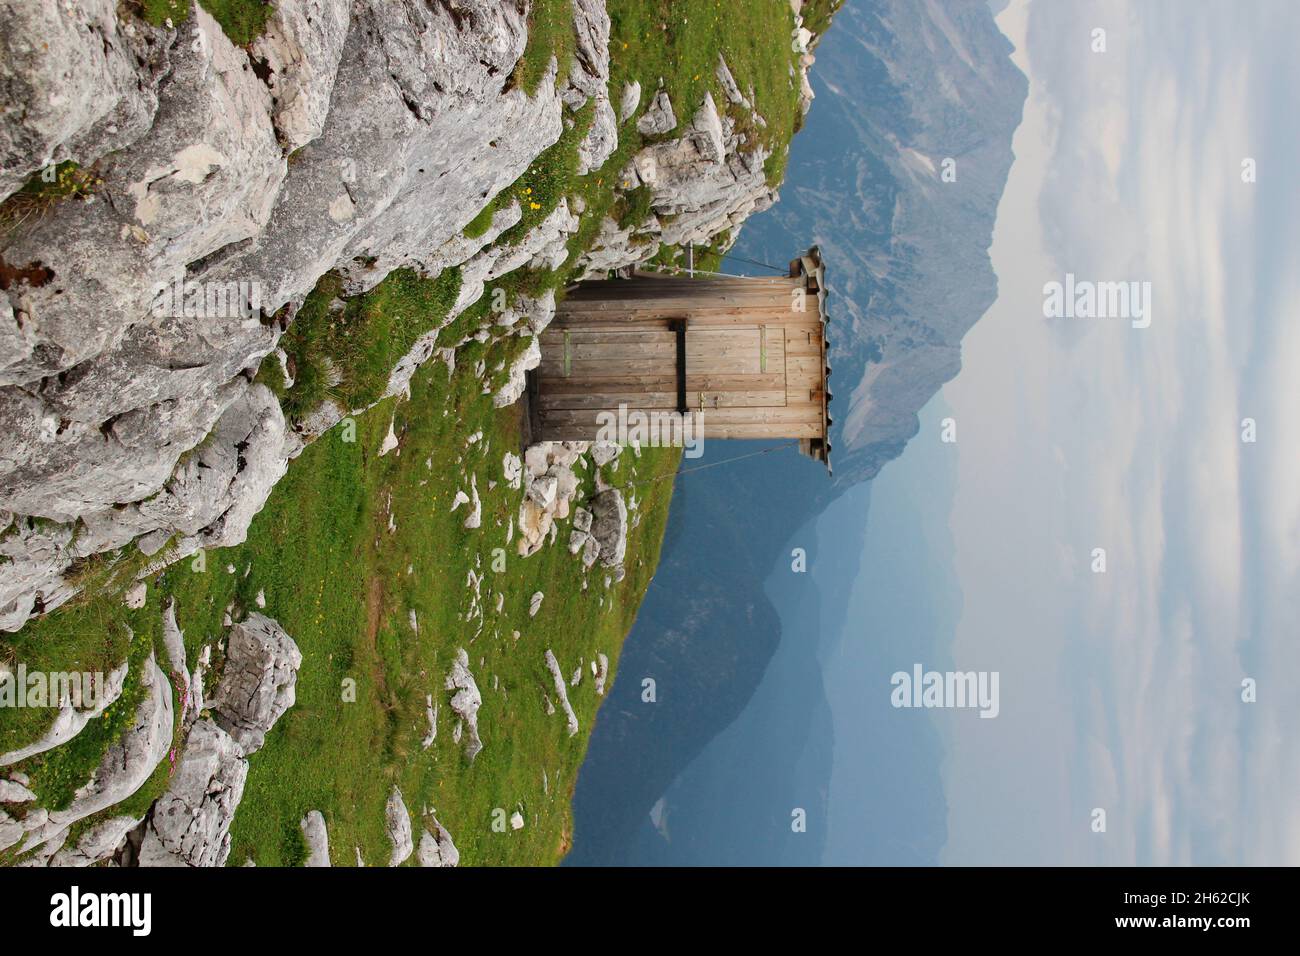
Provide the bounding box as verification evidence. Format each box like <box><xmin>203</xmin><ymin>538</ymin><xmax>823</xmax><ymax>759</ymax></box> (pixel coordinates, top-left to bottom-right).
<box><xmin>527</xmin><ymin>247</ymin><xmax>832</xmax><ymax>469</ymax></box>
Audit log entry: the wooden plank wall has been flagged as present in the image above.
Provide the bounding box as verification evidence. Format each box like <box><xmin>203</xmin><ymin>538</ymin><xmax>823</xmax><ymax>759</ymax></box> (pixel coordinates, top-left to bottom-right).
<box><xmin>535</xmin><ymin>275</ymin><xmax>826</xmax><ymax>442</ymax></box>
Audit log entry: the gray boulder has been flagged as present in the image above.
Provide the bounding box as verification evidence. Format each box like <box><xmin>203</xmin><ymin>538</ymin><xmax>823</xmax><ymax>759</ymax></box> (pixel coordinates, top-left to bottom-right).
<box><xmin>385</xmin><ymin>787</ymin><xmax>413</xmax><ymax>867</ymax></box>
<box><xmin>417</xmin><ymin>819</ymin><xmax>460</xmax><ymax>867</ymax></box>
<box><xmin>50</xmin><ymin>815</ymin><xmax>142</xmax><ymax>867</ymax></box>
<box><xmin>589</xmin><ymin>488</ymin><xmax>628</xmax><ymax>568</ymax></box>
<box><xmin>637</xmin><ymin>91</ymin><xmax>677</xmax><ymax>135</ymax></box>
<box><xmin>136</xmin><ymin>718</ymin><xmax>247</xmax><ymax>868</ymax></box>
<box><xmin>301</xmin><ymin>809</ymin><xmax>331</xmax><ymax>867</ymax></box>
<box><xmin>618</xmin><ymin>81</ymin><xmax>642</xmax><ymax>123</ymax></box>
<box><xmin>21</xmin><ymin>653</ymin><xmax>173</xmax><ymax>853</ymax></box>
<box><xmin>249</xmin><ymin>0</ymin><xmax>352</xmax><ymax>153</ymax></box>
<box><xmin>444</xmin><ymin>648</ymin><xmax>484</xmax><ymax>761</ymax></box>
<box><xmin>0</xmin><ymin>0</ymin><xmax>162</xmax><ymax>202</ymax></box>
<box><xmin>211</xmin><ymin>613</ymin><xmax>302</xmax><ymax>754</ymax></box>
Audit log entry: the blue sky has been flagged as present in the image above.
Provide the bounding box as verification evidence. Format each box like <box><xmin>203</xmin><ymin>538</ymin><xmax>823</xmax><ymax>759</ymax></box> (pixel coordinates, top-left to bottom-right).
<box><xmin>936</xmin><ymin>0</ymin><xmax>1299</xmax><ymax>865</ymax></box>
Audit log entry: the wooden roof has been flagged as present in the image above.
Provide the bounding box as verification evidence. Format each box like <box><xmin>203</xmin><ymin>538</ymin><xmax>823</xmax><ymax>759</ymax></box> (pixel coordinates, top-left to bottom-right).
<box><xmin>791</xmin><ymin>246</ymin><xmax>832</xmax><ymax>473</ymax></box>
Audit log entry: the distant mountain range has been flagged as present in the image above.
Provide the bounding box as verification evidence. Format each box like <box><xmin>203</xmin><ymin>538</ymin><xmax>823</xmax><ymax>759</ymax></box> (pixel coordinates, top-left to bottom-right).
<box><xmin>752</xmin><ymin>0</ymin><xmax>1028</xmax><ymax>487</ymax></box>
<box><xmin>568</xmin><ymin>0</ymin><xmax>1027</xmax><ymax>865</ymax></box>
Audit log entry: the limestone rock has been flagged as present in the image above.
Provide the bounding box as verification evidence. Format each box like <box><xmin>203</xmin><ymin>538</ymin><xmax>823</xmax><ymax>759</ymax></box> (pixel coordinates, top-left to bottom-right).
<box><xmin>0</xmin><ymin>658</ymin><xmax>129</xmax><ymax>767</ymax></box>
<box><xmin>0</xmin><ymin>0</ymin><xmax>162</xmax><ymax>202</ymax></box>
<box><xmin>0</xmin><ymin>779</ymin><xmax>36</xmax><ymax>803</ymax></box>
<box><xmin>463</xmin><ymin>473</ymin><xmax>482</xmax><ymax>530</ymax></box>
<box><xmin>137</xmin><ymin>719</ymin><xmax>245</xmax><ymax>867</ymax></box>
<box><xmin>421</xmin><ymin>694</ymin><xmax>437</xmax><ymax>750</ymax></box>
<box><xmin>502</xmin><ymin>452</ymin><xmax>523</xmax><ymax>490</ymax></box>
<box><xmin>444</xmin><ymin>649</ymin><xmax>483</xmax><ymax>761</ymax></box>
<box><xmin>637</xmin><ymin>91</ymin><xmax>677</xmax><ymax>136</ymax></box>
<box><xmin>495</xmin><ymin>336</ymin><xmax>542</xmax><ymax>409</ymax></box>
<box><xmin>716</xmin><ymin>56</ymin><xmax>751</xmax><ymax>108</ymax></box>
<box><xmin>618</xmin><ymin>81</ymin><xmax>643</xmax><ymax>123</ymax></box>
<box><xmin>687</xmin><ymin>93</ymin><xmax>726</xmax><ymax>166</ymax></box>
<box><xmin>301</xmin><ymin>810</ymin><xmax>330</xmax><ymax>867</ymax></box>
<box><xmin>0</xmin><ymin>811</ymin><xmax>21</xmax><ymax>853</ymax></box>
<box><xmin>124</xmin><ymin>581</ymin><xmax>147</xmax><ymax>610</ymax></box>
<box><xmin>577</xmin><ymin>94</ymin><xmax>618</xmax><ymax>175</ymax></box>
<box><xmin>417</xmin><ymin>818</ymin><xmax>460</xmax><ymax>867</ymax></box>
<box><xmin>248</xmin><ymin>0</ymin><xmax>352</xmax><ymax>153</ymax></box>
<box><xmin>543</xmin><ymin>650</ymin><xmax>580</xmax><ymax>737</ymax></box>
<box><xmin>49</xmin><ymin>815</ymin><xmax>141</xmax><ymax>868</ymax></box>
<box><xmin>528</xmin><ymin>475</ymin><xmax>559</xmax><ymax>510</ymax></box>
<box><xmin>591</xmin><ymin>442</ymin><xmax>621</xmax><ymax>468</ymax></box>
<box><xmin>211</xmin><ymin>613</ymin><xmax>302</xmax><ymax>755</ymax></box>
<box><xmin>385</xmin><ymin>787</ymin><xmax>413</xmax><ymax>867</ymax></box>
<box><xmin>590</xmin><ymin>488</ymin><xmax>628</xmax><ymax>568</ymax></box>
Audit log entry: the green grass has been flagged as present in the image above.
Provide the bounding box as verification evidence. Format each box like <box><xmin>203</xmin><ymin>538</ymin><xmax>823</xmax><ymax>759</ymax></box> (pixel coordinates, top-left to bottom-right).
<box><xmin>801</xmin><ymin>0</ymin><xmax>846</xmax><ymax>39</ymax></box>
<box><xmin>511</xmin><ymin>0</ymin><xmax>578</xmax><ymax>95</ymax></box>
<box><xmin>605</xmin><ymin>0</ymin><xmax>802</xmax><ymax>160</ymax></box>
<box><xmin>473</xmin><ymin>0</ymin><xmax>807</xmax><ymax>281</ymax></box>
<box><xmin>137</xmin><ymin>0</ymin><xmax>274</xmax><ymax>45</ymax></box>
<box><xmin>179</xmin><ymin>329</ymin><xmax>674</xmax><ymax>866</ymax></box>
<box><xmin>277</xmin><ymin>267</ymin><xmax>461</xmax><ymax>422</ymax></box>
<box><xmin>0</xmin><ymin>161</ymin><xmax>101</xmax><ymax>239</ymax></box>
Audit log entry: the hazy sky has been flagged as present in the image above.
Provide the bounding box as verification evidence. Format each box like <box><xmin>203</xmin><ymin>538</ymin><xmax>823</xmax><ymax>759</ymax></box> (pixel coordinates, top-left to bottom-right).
<box><xmin>940</xmin><ymin>0</ymin><xmax>1299</xmax><ymax>864</ymax></box>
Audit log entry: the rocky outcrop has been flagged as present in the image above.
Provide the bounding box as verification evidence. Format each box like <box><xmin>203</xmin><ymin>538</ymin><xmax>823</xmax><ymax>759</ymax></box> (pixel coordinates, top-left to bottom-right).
<box><xmin>588</xmin><ymin>488</ymin><xmax>628</xmax><ymax>568</ymax></box>
<box><xmin>444</xmin><ymin>648</ymin><xmax>484</xmax><ymax>762</ymax></box>
<box><xmin>0</xmin><ymin>778</ymin><xmax>35</xmax><ymax>803</ymax></box>
<box><xmin>249</xmin><ymin>0</ymin><xmax>352</xmax><ymax>154</ymax></box>
<box><xmin>0</xmin><ymin>0</ymin><xmax>572</xmax><ymax>631</ymax></box>
<box><xmin>136</xmin><ymin>718</ymin><xmax>246</xmax><ymax>868</ymax></box>
<box><xmin>517</xmin><ymin>441</ymin><xmax>589</xmax><ymax>557</ymax></box>
<box><xmin>385</xmin><ymin>786</ymin><xmax>413</xmax><ymax>867</ymax></box>
<box><xmin>0</xmin><ymin>0</ymin><xmax>804</xmax><ymax>633</ymax></box>
<box><xmin>417</xmin><ymin>817</ymin><xmax>460</xmax><ymax>867</ymax></box>
<box><xmin>0</xmin><ymin>384</ymin><xmax>290</xmax><ymax>631</ymax></box>
<box><xmin>0</xmin><ymin>0</ymin><xmax>161</xmax><ymax>201</ymax></box>
<box><xmin>544</xmin><ymin>649</ymin><xmax>580</xmax><ymax>737</ymax></box>
<box><xmin>211</xmin><ymin>613</ymin><xmax>302</xmax><ymax>754</ymax></box>
<box><xmin>18</xmin><ymin>652</ymin><xmax>172</xmax><ymax>855</ymax></box>
<box><xmin>48</xmin><ymin>815</ymin><xmax>142</xmax><ymax>868</ymax></box>
<box><xmin>0</xmin><ymin>659</ymin><xmax>129</xmax><ymax>766</ymax></box>
<box><xmin>636</xmin><ymin>91</ymin><xmax>678</xmax><ymax>136</ymax></box>
<box><xmin>301</xmin><ymin>809</ymin><xmax>330</xmax><ymax>867</ymax></box>
<box><xmin>134</xmin><ymin>612</ymin><xmax>301</xmax><ymax>867</ymax></box>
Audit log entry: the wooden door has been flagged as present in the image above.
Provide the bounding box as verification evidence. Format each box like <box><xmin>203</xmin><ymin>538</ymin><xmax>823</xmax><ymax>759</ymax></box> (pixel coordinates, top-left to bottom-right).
<box><xmin>537</xmin><ymin>326</ymin><xmax>681</xmax><ymax>413</ymax></box>
<box><xmin>687</xmin><ymin>324</ymin><xmax>786</xmax><ymax>410</ymax></box>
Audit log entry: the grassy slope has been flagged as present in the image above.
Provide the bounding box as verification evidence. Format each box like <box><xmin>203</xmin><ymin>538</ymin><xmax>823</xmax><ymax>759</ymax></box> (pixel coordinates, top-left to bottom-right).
<box><xmin>2</xmin><ymin>312</ymin><xmax>679</xmax><ymax>866</ymax></box>
<box><xmin>174</xmin><ymin>332</ymin><xmax>679</xmax><ymax>867</ymax></box>
<box><xmin>1</xmin><ymin>0</ymin><xmax>815</xmax><ymax>866</ymax></box>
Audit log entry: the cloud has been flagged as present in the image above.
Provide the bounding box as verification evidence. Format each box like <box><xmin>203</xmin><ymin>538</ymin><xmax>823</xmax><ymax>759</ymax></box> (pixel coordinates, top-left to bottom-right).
<box><xmin>940</xmin><ymin>0</ymin><xmax>1299</xmax><ymax>864</ymax></box>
